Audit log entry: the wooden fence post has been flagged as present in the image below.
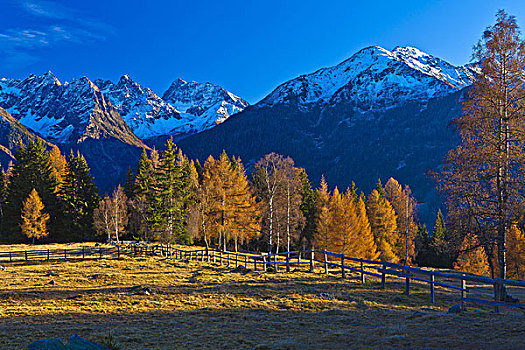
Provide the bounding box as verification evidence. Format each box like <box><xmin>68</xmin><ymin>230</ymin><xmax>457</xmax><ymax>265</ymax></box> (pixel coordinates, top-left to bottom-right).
<box><xmin>405</xmin><ymin>271</ymin><xmax>410</xmax><ymax>295</ymax></box>
<box><xmin>99</xmin><ymin>248</ymin><xmax>102</xmax><ymax>259</ymax></box>
<box><xmin>25</xmin><ymin>251</ymin><xmax>28</xmax><ymax>261</ymax></box>
<box><xmin>360</xmin><ymin>261</ymin><xmax>365</xmax><ymax>283</ymax></box>
<box><xmin>341</xmin><ymin>255</ymin><xmax>345</xmax><ymax>279</ymax></box>
<box><xmin>202</xmin><ymin>251</ymin><xmax>205</xmax><ymax>262</ymax></box>
<box><xmin>254</xmin><ymin>257</ymin><xmax>257</xmax><ymax>271</ymax></box>
<box><xmin>213</xmin><ymin>250</ymin><xmax>216</xmax><ymax>264</ymax></box>
<box><xmin>117</xmin><ymin>245</ymin><xmax>120</xmax><ymax>259</ymax></box>
<box><xmin>263</xmin><ymin>255</ymin><xmax>267</xmax><ymax>271</ymax></box>
<box><xmin>47</xmin><ymin>250</ymin><xmax>49</xmax><ymax>261</ymax></box>
<box><xmin>64</xmin><ymin>249</ymin><xmax>67</xmax><ymax>260</ymax></box>
<box><xmin>461</xmin><ymin>274</ymin><xmax>466</xmax><ymax>310</ymax></box>
<box><xmin>245</xmin><ymin>255</ymin><xmax>248</xmax><ymax>268</ymax></box>
<box><xmin>381</xmin><ymin>263</ymin><xmax>386</xmax><ymax>289</ymax></box>
<box><xmin>220</xmin><ymin>251</ymin><xmax>223</xmax><ymax>265</ymax></box>
<box><xmin>82</xmin><ymin>247</ymin><xmax>85</xmax><ymax>259</ymax></box>
<box><xmin>9</xmin><ymin>251</ymin><xmax>12</xmax><ymax>262</ymax></box>
<box><xmin>310</xmin><ymin>251</ymin><xmax>314</xmax><ymax>272</ymax></box>
<box><xmin>190</xmin><ymin>251</ymin><xmax>193</xmax><ymax>261</ymax></box>
<box><xmin>227</xmin><ymin>252</ymin><xmax>231</xmax><ymax>267</ymax></box>
<box><xmin>324</xmin><ymin>250</ymin><xmax>328</xmax><ymax>275</ymax></box>
<box><xmin>286</xmin><ymin>253</ymin><xmax>290</xmax><ymax>272</ymax></box>
<box><xmin>493</xmin><ymin>282</ymin><xmax>499</xmax><ymax>313</ymax></box>
<box><xmin>297</xmin><ymin>254</ymin><xmax>301</xmax><ymax>269</ymax></box>
<box><xmin>430</xmin><ymin>273</ymin><xmax>435</xmax><ymax>304</ymax></box>
<box><xmin>235</xmin><ymin>253</ymin><xmax>238</xmax><ymax>268</ymax></box>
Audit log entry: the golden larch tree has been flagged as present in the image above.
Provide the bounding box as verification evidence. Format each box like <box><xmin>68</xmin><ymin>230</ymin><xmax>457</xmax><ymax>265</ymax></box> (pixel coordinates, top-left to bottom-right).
<box><xmin>313</xmin><ymin>175</ymin><xmax>331</xmax><ymax>250</ymax></box>
<box><xmin>353</xmin><ymin>195</ymin><xmax>379</xmax><ymax>260</ymax></box>
<box><xmin>49</xmin><ymin>145</ymin><xmax>67</xmax><ymax>192</ymax></box>
<box><xmin>454</xmin><ymin>232</ymin><xmax>490</xmax><ymax>276</ymax></box>
<box><xmin>367</xmin><ymin>189</ymin><xmax>399</xmax><ymax>263</ymax></box>
<box><xmin>21</xmin><ymin>188</ymin><xmax>50</xmax><ymax>244</ymax></box>
<box><xmin>507</xmin><ymin>225</ymin><xmax>525</xmax><ymax>279</ymax></box>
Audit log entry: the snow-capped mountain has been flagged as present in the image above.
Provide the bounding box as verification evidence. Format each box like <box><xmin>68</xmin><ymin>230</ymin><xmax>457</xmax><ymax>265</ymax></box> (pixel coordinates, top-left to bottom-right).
<box><xmin>180</xmin><ymin>45</ymin><xmax>478</xmax><ymax>225</ymax></box>
<box><xmin>0</xmin><ymin>72</ymin><xmax>142</xmax><ymax>146</ymax></box>
<box><xmin>259</xmin><ymin>46</ymin><xmax>477</xmax><ymax>111</ymax></box>
<box><xmin>94</xmin><ymin>75</ymin><xmax>181</xmax><ymax>140</ymax></box>
<box><xmin>162</xmin><ymin>78</ymin><xmax>249</xmax><ymax>131</ymax></box>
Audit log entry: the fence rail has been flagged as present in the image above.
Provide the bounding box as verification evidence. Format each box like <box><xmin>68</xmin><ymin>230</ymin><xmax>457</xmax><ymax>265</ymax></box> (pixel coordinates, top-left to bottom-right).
<box><xmin>171</xmin><ymin>246</ymin><xmax>525</xmax><ymax>313</ymax></box>
<box><xmin>2</xmin><ymin>243</ymin><xmax>524</xmax><ymax>312</ymax></box>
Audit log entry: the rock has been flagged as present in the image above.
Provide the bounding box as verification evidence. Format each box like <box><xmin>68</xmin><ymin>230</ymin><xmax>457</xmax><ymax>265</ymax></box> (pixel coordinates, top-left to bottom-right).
<box><xmin>28</xmin><ymin>338</ymin><xmax>67</xmax><ymax>349</ymax></box>
<box><xmin>28</xmin><ymin>335</ymin><xmax>110</xmax><ymax>349</ymax></box>
<box><xmin>49</xmin><ymin>280</ymin><xmax>56</xmax><ymax>285</ymax></box>
<box><xmin>0</xmin><ymin>265</ymin><xmax>5</xmax><ymax>271</ymax></box>
<box><xmin>66</xmin><ymin>334</ymin><xmax>109</xmax><ymax>349</ymax></box>
<box><xmin>448</xmin><ymin>304</ymin><xmax>461</xmax><ymax>314</ymax></box>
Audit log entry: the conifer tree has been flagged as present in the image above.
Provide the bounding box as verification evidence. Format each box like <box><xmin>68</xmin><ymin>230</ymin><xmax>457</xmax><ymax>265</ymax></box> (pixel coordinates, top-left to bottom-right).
<box><xmin>49</xmin><ymin>146</ymin><xmax>67</xmax><ymax>192</ymax></box>
<box><xmin>298</xmin><ymin>169</ymin><xmax>317</xmax><ymax>250</ymax></box>
<box><xmin>2</xmin><ymin>140</ymin><xmax>59</xmax><ymax>241</ymax></box>
<box><xmin>124</xmin><ymin>167</ymin><xmax>136</xmax><ymax>198</ymax></box>
<box><xmin>367</xmin><ymin>189</ymin><xmax>399</xmax><ymax>263</ymax></box>
<box><xmin>384</xmin><ymin>177</ymin><xmax>417</xmax><ymax>264</ymax></box>
<box><xmin>353</xmin><ymin>195</ymin><xmax>379</xmax><ymax>260</ymax></box>
<box><xmin>439</xmin><ymin>11</ymin><xmax>525</xmax><ymax>292</ymax></box>
<box><xmin>432</xmin><ymin>209</ymin><xmax>446</xmax><ymax>242</ymax></box>
<box><xmin>454</xmin><ymin>232</ymin><xmax>490</xmax><ymax>276</ymax></box>
<box><xmin>507</xmin><ymin>224</ymin><xmax>525</xmax><ymax>279</ymax></box>
<box><xmin>313</xmin><ymin>175</ymin><xmax>331</xmax><ymax>250</ymax></box>
<box><xmin>21</xmin><ymin>189</ymin><xmax>49</xmax><ymax>244</ymax></box>
<box><xmin>130</xmin><ymin>148</ymin><xmax>153</xmax><ymax>240</ymax></box>
<box><xmin>61</xmin><ymin>151</ymin><xmax>100</xmax><ymax>241</ymax></box>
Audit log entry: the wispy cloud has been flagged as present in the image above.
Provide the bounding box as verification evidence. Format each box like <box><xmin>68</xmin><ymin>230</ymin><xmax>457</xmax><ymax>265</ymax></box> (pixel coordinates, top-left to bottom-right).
<box><xmin>0</xmin><ymin>0</ymin><xmax>114</xmax><ymax>68</ymax></box>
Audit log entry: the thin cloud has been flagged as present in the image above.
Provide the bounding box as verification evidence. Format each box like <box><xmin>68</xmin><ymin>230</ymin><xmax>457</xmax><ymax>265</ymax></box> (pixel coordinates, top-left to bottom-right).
<box><xmin>22</xmin><ymin>0</ymin><xmax>75</xmax><ymax>19</ymax></box>
<box><xmin>0</xmin><ymin>1</ymin><xmax>115</xmax><ymax>68</ymax></box>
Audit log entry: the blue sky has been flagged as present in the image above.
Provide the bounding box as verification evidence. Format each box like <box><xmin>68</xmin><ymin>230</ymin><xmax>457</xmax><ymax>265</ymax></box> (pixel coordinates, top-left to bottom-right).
<box><xmin>1</xmin><ymin>0</ymin><xmax>525</xmax><ymax>103</ymax></box>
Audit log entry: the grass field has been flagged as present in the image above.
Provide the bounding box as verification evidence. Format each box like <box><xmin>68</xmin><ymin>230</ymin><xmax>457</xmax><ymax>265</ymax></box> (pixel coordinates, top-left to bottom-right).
<box><xmin>0</xmin><ymin>244</ymin><xmax>523</xmax><ymax>349</ymax></box>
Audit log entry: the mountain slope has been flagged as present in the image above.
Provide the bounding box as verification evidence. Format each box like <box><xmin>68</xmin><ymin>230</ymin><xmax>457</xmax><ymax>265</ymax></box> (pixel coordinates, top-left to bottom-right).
<box><xmin>0</xmin><ymin>72</ymin><xmax>146</xmax><ymax>191</ymax></box>
<box><xmin>179</xmin><ymin>46</ymin><xmax>474</xmax><ymax>223</ymax></box>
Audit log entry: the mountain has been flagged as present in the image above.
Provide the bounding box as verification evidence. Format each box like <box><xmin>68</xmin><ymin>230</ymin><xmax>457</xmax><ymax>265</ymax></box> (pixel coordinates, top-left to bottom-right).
<box><xmin>0</xmin><ymin>107</ymin><xmax>54</xmax><ymax>167</ymax></box>
<box><xmin>95</xmin><ymin>75</ymin><xmax>249</xmax><ymax>143</ymax></box>
<box><xmin>179</xmin><ymin>46</ymin><xmax>477</xmax><ymax>223</ymax></box>
<box><xmin>161</xmin><ymin>78</ymin><xmax>249</xmax><ymax>137</ymax></box>
<box><xmin>0</xmin><ymin>71</ymin><xmax>249</xmax><ymax>191</ymax></box>
<box><xmin>0</xmin><ymin>71</ymin><xmax>146</xmax><ymax>191</ymax></box>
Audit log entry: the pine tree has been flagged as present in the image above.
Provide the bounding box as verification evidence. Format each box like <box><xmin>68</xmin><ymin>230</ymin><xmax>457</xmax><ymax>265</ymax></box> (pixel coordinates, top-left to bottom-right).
<box><xmin>2</xmin><ymin>140</ymin><xmax>59</xmax><ymax>242</ymax></box>
<box><xmin>298</xmin><ymin>169</ymin><xmax>317</xmax><ymax>250</ymax></box>
<box><xmin>124</xmin><ymin>167</ymin><xmax>136</xmax><ymax>198</ymax></box>
<box><xmin>432</xmin><ymin>209</ymin><xmax>446</xmax><ymax>242</ymax></box>
<box><xmin>367</xmin><ymin>189</ymin><xmax>399</xmax><ymax>263</ymax></box>
<box><xmin>61</xmin><ymin>151</ymin><xmax>100</xmax><ymax>241</ymax></box>
<box><xmin>21</xmin><ymin>189</ymin><xmax>49</xmax><ymax>244</ymax></box>
<box><xmin>130</xmin><ymin>148</ymin><xmax>153</xmax><ymax>240</ymax></box>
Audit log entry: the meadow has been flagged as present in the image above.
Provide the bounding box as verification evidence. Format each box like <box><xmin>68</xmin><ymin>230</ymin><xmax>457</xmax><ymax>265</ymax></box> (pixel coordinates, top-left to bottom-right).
<box><xmin>0</xmin><ymin>244</ymin><xmax>523</xmax><ymax>349</ymax></box>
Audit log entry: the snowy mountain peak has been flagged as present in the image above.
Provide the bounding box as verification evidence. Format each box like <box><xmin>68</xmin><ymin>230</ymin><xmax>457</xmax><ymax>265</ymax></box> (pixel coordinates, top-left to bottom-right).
<box><xmin>260</xmin><ymin>45</ymin><xmax>478</xmax><ymax>110</ymax></box>
<box><xmin>162</xmin><ymin>78</ymin><xmax>249</xmax><ymax>129</ymax></box>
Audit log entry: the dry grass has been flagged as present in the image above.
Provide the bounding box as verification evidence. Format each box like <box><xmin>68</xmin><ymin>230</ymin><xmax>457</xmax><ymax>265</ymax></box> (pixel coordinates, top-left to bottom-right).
<box><xmin>0</xmin><ymin>244</ymin><xmax>523</xmax><ymax>349</ymax></box>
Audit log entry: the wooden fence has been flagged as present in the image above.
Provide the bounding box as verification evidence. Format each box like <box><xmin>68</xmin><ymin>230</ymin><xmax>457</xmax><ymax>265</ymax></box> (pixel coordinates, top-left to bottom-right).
<box><xmin>172</xmin><ymin>246</ymin><xmax>525</xmax><ymax>313</ymax></box>
<box><xmin>2</xmin><ymin>243</ymin><xmax>524</xmax><ymax>312</ymax></box>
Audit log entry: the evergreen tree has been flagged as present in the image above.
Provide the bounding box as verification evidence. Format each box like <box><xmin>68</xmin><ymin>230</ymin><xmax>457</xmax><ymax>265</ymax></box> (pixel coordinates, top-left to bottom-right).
<box><xmin>124</xmin><ymin>167</ymin><xmax>136</xmax><ymax>198</ymax></box>
<box><xmin>130</xmin><ymin>148</ymin><xmax>153</xmax><ymax>240</ymax></box>
<box><xmin>298</xmin><ymin>169</ymin><xmax>317</xmax><ymax>250</ymax></box>
<box><xmin>21</xmin><ymin>189</ymin><xmax>49</xmax><ymax>244</ymax></box>
<box><xmin>61</xmin><ymin>151</ymin><xmax>100</xmax><ymax>241</ymax></box>
<box><xmin>2</xmin><ymin>140</ymin><xmax>59</xmax><ymax>242</ymax></box>
<box><xmin>154</xmin><ymin>137</ymin><xmax>191</xmax><ymax>243</ymax></box>
<box><xmin>432</xmin><ymin>209</ymin><xmax>446</xmax><ymax>242</ymax></box>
